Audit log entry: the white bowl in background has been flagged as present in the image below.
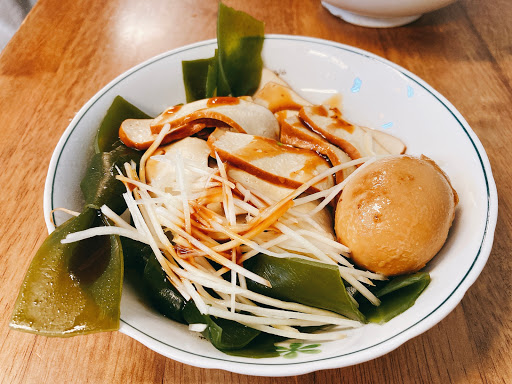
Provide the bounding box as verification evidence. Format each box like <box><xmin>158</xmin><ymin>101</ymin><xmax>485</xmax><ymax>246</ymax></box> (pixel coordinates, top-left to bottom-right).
<box><xmin>322</xmin><ymin>0</ymin><xmax>458</xmax><ymax>28</ymax></box>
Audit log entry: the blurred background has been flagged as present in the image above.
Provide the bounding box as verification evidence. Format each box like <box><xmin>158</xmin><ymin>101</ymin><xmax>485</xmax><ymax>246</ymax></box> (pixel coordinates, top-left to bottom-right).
<box><xmin>0</xmin><ymin>0</ymin><xmax>36</xmax><ymax>50</ymax></box>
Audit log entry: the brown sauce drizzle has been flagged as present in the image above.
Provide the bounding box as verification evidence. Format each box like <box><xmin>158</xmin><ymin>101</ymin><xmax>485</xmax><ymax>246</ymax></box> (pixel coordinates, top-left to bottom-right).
<box><xmin>257</xmin><ymin>85</ymin><xmax>304</xmax><ymax>113</ymax></box>
<box><xmin>299</xmin><ymin>108</ymin><xmax>360</xmax><ymax>160</ymax></box>
<box><xmin>236</xmin><ymin>137</ymin><xmax>285</xmax><ymax>160</ymax></box>
<box><xmin>328</xmin><ymin>117</ymin><xmax>354</xmax><ymax>133</ymax></box>
<box><xmin>310</xmin><ymin>105</ymin><xmax>328</xmax><ymax>117</ymax></box>
<box><xmin>323</xmin><ymin>93</ymin><xmax>343</xmax><ymax>109</ymax></box>
<box><xmin>328</xmin><ymin>107</ymin><xmax>354</xmax><ymax>133</ymax></box>
<box><xmin>207</xmin><ymin>97</ymin><xmax>240</xmax><ymax>107</ymax></box>
<box><xmin>305</xmin><ymin>105</ymin><xmax>354</xmax><ymax>134</ymax></box>
<box><xmin>232</xmin><ymin>136</ymin><xmax>329</xmax><ymax>184</ymax></box>
<box><xmin>289</xmin><ymin>156</ymin><xmax>325</xmax><ymax>180</ymax></box>
<box><xmin>162</xmin><ymin>104</ymin><xmax>182</xmax><ymax>117</ymax></box>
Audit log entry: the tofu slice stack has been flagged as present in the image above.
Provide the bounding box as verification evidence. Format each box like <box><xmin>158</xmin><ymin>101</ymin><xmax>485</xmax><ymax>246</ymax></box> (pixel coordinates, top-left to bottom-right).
<box><xmin>279</xmin><ymin>111</ymin><xmax>356</xmax><ymax>184</ymax></box>
<box><xmin>151</xmin><ymin>97</ymin><xmax>280</xmax><ymax>140</ymax></box>
<box><xmin>299</xmin><ymin>105</ymin><xmax>406</xmax><ymax>159</ymax></box>
<box><xmin>254</xmin><ymin>74</ymin><xmax>405</xmax><ymax>184</ymax></box>
<box><xmin>207</xmin><ymin>129</ymin><xmax>334</xmax><ymax>193</ymax></box>
<box><xmin>119</xmin><ymin>96</ymin><xmax>280</xmax><ymax>149</ymax></box>
<box><xmin>227</xmin><ymin>165</ymin><xmax>335</xmax><ymax>237</ymax></box>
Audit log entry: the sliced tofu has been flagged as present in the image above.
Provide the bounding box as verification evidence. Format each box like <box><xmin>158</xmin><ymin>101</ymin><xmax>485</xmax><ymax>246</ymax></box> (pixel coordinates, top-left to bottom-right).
<box><xmin>253</xmin><ymin>81</ymin><xmax>312</xmax><ymax>113</ymax></box>
<box><xmin>119</xmin><ymin>119</ymin><xmax>156</xmax><ymax>150</ymax></box>
<box><xmin>279</xmin><ymin>111</ymin><xmax>356</xmax><ymax>184</ymax></box>
<box><xmin>227</xmin><ymin>166</ymin><xmax>334</xmax><ymax>237</ymax></box>
<box><xmin>207</xmin><ymin>129</ymin><xmax>334</xmax><ymax>193</ymax></box>
<box><xmin>119</xmin><ymin>118</ymin><xmax>205</xmax><ymax>150</ymax></box>
<box><xmin>299</xmin><ymin>105</ymin><xmax>406</xmax><ymax>159</ymax></box>
<box><xmin>151</xmin><ymin>97</ymin><xmax>280</xmax><ymax>140</ymax></box>
<box><xmin>291</xmin><ymin>200</ymin><xmax>335</xmax><ymax>238</ymax></box>
<box><xmin>145</xmin><ymin>137</ymin><xmax>212</xmax><ymax>194</ymax></box>
<box><xmin>363</xmin><ymin>126</ymin><xmax>406</xmax><ymax>155</ymax></box>
<box><xmin>255</xmin><ymin>68</ymin><xmax>291</xmax><ymax>92</ymax></box>
<box><xmin>227</xmin><ymin>165</ymin><xmax>296</xmax><ymax>202</ymax></box>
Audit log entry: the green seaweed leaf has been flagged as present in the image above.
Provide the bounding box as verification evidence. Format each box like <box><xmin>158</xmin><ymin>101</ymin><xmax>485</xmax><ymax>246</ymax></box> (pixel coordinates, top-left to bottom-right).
<box><xmin>245</xmin><ymin>254</ymin><xmax>366</xmax><ymax>322</ymax></box>
<box><xmin>181</xmin><ymin>3</ymin><xmax>264</xmax><ymax>100</ymax></box>
<box><xmin>80</xmin><ymin>144</ymin><xmax>142</xmax><ymax>214</ymax></box>
<box><xmin>142</xmin><ymin>254</ymin><xmax>186</xmax><ymax>323</ymax></box>
<box><xmin>359</xmin><ymin>272</ymin><xmax>431</xmax><ymax>324</ymax></box>
<box><xmin>94</xmin><ymin>96</ymin><xmax>151</xmax><ymax>153</ymax></box>
<box><xmin>11</xmin><ymin>96</ymin><xmax>149</xmax><ymax>338</ymax></box>
<box><xmin>182</xmin><ymin>301</ymin><xmax>261</xmax><ymax>351</ymax></box>
<box><xmin>10</xmin><ymin>208</ymin><xmax>123</xmax><ymax>336</ymax></box>
<box><xmin>217</xmin><ymin>2</ymin><xmax>264</xmax><ymax>96</ymax></box>
<box><xmin>182</xmin><ymin>58</ymin><xmax>214</xmax><ymax>103</ymax></box>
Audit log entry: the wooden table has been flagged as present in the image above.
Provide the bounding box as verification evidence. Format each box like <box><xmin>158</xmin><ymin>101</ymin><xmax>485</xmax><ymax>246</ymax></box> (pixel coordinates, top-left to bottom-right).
<box><xmin>1</xmin><ymin>0</ymin><xmax>510</xmax><ymax>382</ymax></box>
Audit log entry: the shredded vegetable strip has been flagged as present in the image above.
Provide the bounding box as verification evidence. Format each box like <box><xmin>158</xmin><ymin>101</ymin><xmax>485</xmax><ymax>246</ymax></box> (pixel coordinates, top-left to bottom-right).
<box><xmin>173</xmin><ymin>151</ymin><xmax>192</xmax><ymax>234</ymax></box>
<box><xmin>123</xmin><ymin>191</ymin><xmax>190</xmax><ymax>300</ymax></box>
<box><xmin>61</xmin><ymin>226</ymin><xmax>148</xmax><ymax>245</ymax></box>
<box><xmin>156</xmin><ymin>208</ymin><xmax>271</xmax><ymax>287</ymax></box>
<box><xmin>50</xmin><ymin>207</ymin><xmax>80</xmax><ymax>222</ymax></box>
<box><xmin>308</xmin><ymin>157</ymin><xmax>379</xmax><ymax>215</ymax></box>
<box><xmin>242</xmin><ymin>324</ymin><xmax>347</xmax><ymax>341</ymax></box>
<box><xmin>339</xmin><ymin>268</ymin><xmax>381</xmax><ymax>306</ymax></box>
<box><xmin>209</xmin><ymin>220</ymin><xmax>298</xmax><ymax>260</ymax></box>
<box><xmin>172</xmin><ymin>266</ymin><xmax>360</xmax><ymax>320</ymax></box>
<box><xmin>274</xmin><ymin>222</ymin><xmax>335</xmax><ymax>265</ymax></box>
<box><xmin>139</xmin><ymin>123</ymin><xmax>171</xmax><ymax>183</ymax></box>
<box><xmin>206</xmin><ymin>298</ymin><xmax>357</xmax><ymax>327</ymax></box>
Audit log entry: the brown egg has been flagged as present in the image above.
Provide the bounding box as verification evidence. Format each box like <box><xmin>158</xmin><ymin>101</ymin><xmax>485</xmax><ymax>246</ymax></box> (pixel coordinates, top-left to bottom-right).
<box><xmin>335</xmin><ymin>155</ymin><xmax>458</xmax><ymax>276</ymax></box>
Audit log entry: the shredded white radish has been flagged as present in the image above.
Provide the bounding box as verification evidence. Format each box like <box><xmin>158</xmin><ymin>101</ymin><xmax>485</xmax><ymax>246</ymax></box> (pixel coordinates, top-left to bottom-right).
<box><xmin>50</xmin><ymin>207</ymin><xmax>80</xmax><ymax>218</ymax></box>
<box><xmin>172</xmin><ymin>266</ymin><xmax>354</xmax><ymax>319</ymax></box>
<box><xmin>182</xmin><ymin>279</ymin><xmax>208</xmax><ymax>314</ymax></box>
<box><xmin>156</xmin><ymin>208</ymin><xmax>271</xmax><ymax>287</ymax></box>
<box><xmin>206</xmin><ymin>298</ymin><xmax>359</xmax><ymax>327</ymax></box>
<box><xmin>173</xmin><ymin>151</ymin><xmax>192</xmax><ymax>234</ymax></box>
<box><xmin>240</xmin><ymin>324</ymin><xmax>348</xmax><ymax>341</ymax></box>
<box><xmin>274</xmin><ymin>222</ymin><xmax>335</xmax><ymax>265</ymax></box>
<box><xmin>189</xmin><ymin>323</ymin><xmax>207</xmax><ymax>332</ymax></box>
<box><xmin>100</xmin><ymin>205</ymin><xmax>133</xmax><ymax>230</ymax></box>
<box><xmin>59</xmin><ymin>124</ymin><xmax>398</xmax><ymax>346</ymax></box>
<box><xmin>339</xmin><ymin>268</ymin><xmax>380</xmax><ymax>306</ymax></box>
<box><xmin>124</xmin><ymin>191</ymin><xmax>190</xmax><ymax>300</ymax></box>
<box><xmin>62</xmin><ymin>226</ymin><xmax>147</xmax><ymax>244</ymax></box>
<box><xmin>139</xmin><ymin>123</ymin><xmax>171</xmax><ymax>183</ymax></box>
<box><xmin>309</xmin><ymin>157</ymin><xmax>379</xmax><ymax>215</ymax></box>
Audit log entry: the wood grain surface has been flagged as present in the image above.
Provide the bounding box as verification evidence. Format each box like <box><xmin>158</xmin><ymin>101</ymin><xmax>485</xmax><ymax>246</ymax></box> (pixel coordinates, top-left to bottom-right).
<box><xmin>1</xmin><ymin>0</ymin><xmax>511</xmax><ymax>382</ymax></box>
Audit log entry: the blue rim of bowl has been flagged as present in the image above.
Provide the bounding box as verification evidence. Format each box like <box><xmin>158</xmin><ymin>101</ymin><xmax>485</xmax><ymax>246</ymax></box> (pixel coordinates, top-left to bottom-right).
<box><xmin>46</xmin><ymin>35</ymin><xmax>497</xmax><ymax>372</ymax></box>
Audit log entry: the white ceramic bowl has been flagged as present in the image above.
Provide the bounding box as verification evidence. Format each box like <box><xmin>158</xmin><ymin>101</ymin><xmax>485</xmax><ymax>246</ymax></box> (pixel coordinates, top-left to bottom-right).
<box><xmin>44</xmin><ymin>35</ymin><xmax>497</xmax><ymax>376</ymax></box>
<box><xmin>322</xmin><ymin>0</ymin><xmax>458</xmax><ymax>27</ymax></box>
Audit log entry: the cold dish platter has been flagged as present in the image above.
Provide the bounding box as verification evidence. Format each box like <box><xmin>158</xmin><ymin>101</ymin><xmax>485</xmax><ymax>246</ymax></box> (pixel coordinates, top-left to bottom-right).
<box><xmin>10</xmin><ymin>4</ymin><xmax>497</xmax><ymax>377</ymax></box>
